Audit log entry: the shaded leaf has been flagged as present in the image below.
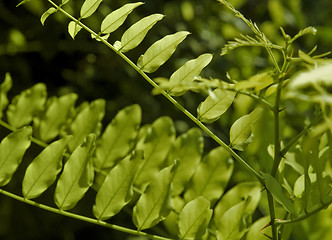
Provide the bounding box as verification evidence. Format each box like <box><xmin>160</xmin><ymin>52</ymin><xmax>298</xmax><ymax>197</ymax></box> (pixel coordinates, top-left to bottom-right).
<box><xmin>230</xmin><ymin>108</ymin><xmax>263</xmax><ymax>150</ymax></box>
<box><xmin>68</xmin><ymin>21</ymin><xmax>83</xmax><ymax>39</ymax></box>
<box><xmin>0</xmin><ymin>73</ymin><xmax>12</xmax><ymax>119</ymax></box>
<box><xmin>169</xmin><ymin>53</ymin><xmax>213</xmax><ymax>96</ymax></box>
<box><xmin>246</xmin><ymin>216</ymin><xmax>271</xmax><ymax>240</ymax></box>
<box><xmin>197</xmin><ymin>89</ymin><xmax>236</xmax><ymax>123</ymax></box>
<box><xmin>134</xmin><ymin>116</ymin><xmax>175</xmax><ymax>187</ymax></box>
<box><xmin>93</xmin><ymin>151</ymin><xmax>143</xmax><ymax>220</ymax></box>
<box><xmin>7</xmin><ymin>83</ymin><xmax>47</xmax><ymax>128</ymax></box>
<box><xmin>133</xmin><ymin>163</ymin><xmax>177</xmax><ymax>230</ymax></box>
<box><xmin>41</xmin><ymin>7</ymin><xmax>57</xmax><ymax>26</ymax></box>
<box><xmin>184</xmin><ymin>147</ymin><xmax>233</xmax><ymax>204</ymax></box>
<box><xmin>119</xmin><ymin>14</ymin><xmax>164</xmax><ymax>53</ymax></box>
<box><xmin>0</xmin><ymin>127</ymin><xmax>32</xmax><ymax>186</ymax></box>
<box><xmin>80</xmin><ymin>0</ymin><xmax>103</xmax><ymax>19</ymax></box>
<box><xmin>94</xmin><ymin>104</ymin><xmax>141</xmax><ymax>170</ymax></box>
<box><xmin>137</xmin><ymin>31</ymin><xmax>190</xmax><ymax>73</ymax></box>
<box><xmin>178</xmin><ymin>197</ymin><xmax>212</xmax><ymax>240</ymax></box>
<box><xmin>100</xmin><ymin>2</ymin><xmax>144</xmax><ymax>34</ymax></box>
<box><xmin>54</xmin><ymin>134</ymin><xmax>95</xmax><ymax>210</ymax></box>
<box><xmin>22</xmin><ymin>136</ymin><xmax>72</xmax><ymax>199</ymax></box>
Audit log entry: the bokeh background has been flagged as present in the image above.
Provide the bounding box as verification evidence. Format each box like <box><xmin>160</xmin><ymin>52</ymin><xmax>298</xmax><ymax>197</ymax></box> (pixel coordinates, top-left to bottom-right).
<box><xmin>1</xmin><ymin>0</ymin><xmax>332</xmax><ymax>239</ymax></box>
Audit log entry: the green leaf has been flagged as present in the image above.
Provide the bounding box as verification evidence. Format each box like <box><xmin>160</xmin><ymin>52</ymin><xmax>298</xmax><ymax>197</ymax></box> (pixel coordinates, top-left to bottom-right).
<box><xmin>34</xmin><ymin>93</ymin><xmax>77</xmax><ymax>142</ymax></box>
<box><xmin>134</xmin><ymin>116</ymin><xmax>175</xmax><ymax>187</ymax></box>
<box><xmin>216</xmin><ymin>198</ymin><xmax>250</xmax><ymax>240</ymax></box>
<box><xmin>169</xmin><ymin>53</ymin><xmax>213</xmax><ymax>96</ymax></box>
<box><xmin>54</xmin><ymin>134</ymin><xmax>95</xmax><ymax>210</ymax></box>
<box><xmin>168</xmin><ymin>128</ymin><xmax>203</xmax><ymax>196</ymax></box>
<box><xmin>137</xmin><ymin>31</ymin><xmax>190</xmax><ymax>73</ymax></box>
<box><xmin>0</xmin><ymin>73</ymin><xmax>12</xmax><ymax>119</ymax></box>
<box><xmin>93</xmin><ymin>151</ymin><xmax>143</xmax><ymax>220</ymax></box>
<box><xmin>68</xmin><ymin>21</ymin><xmax>83</xmax><ymax>39</ymax></box>
<box><xmin>133</xmin><ymin>163</ymin><xmax>177</xmax><ymax>230</ymax></box>
<box><xmin>184</xmin><ymin>147</ymin><xmax>233</xmax><ymax>204</ymax></box>
<box><xmin>80</xmin><ymin>0</ymin><xmax>103</xmax><ymax>19</ymax></box>
<box><xmin>197</xmin><ymin>88</ymin><xmax>236</xmax><ymax>123</ymax></box>
<box><xmin>0</xmin><ymin>127</ymin><xmax>32</xmax><ymax>186</ymax></box>
<box><xmin>178</xmin><ymin>197</ymin><xmax>212</xmax><ymax>240</ymax></box>
<box><xmin>100</xmin><ymin>2</ymin><xmax>144</xmax><ymax>34</ymax></box>
<box><xmin>119</xmin><ymin>14</ymin><xmax>164</xmax><ymax>53</ymax></box>
<box><xmin>22</xmin><ymin>136</ymin><xmax>72</xmax><ymax>199</ymax></box>
<box><xmin>246</xmin><ymin>216</ymin><xmax>271</xmax><ymax>240</ymax></box>
<box><xmin>67</xmin><ymin>99</ymin><xmax>105</xmax><ymax>152</ymax></box>
<box><xmin>7</xmin><ymin>83</ymin><xmax>47</xmax><ymax>128</ymax></box>
<box><xmin>261</xmin><ymin>172</ymin><xmax>297</xmax><ymax>216</ymax></box>
<box><xmin>40</xmin><ymin>7</ymin><xmax>57</xmax><ymax>26</ymax></box>
<box><xmin>94</xmin><ymin>104</ymin><xmax>141</xmax><ymax>170</ymax></box>
<box><xmin>229</xmin><ymin>108</ymin><xmax>263</xmax><ymax>150</ymax></box>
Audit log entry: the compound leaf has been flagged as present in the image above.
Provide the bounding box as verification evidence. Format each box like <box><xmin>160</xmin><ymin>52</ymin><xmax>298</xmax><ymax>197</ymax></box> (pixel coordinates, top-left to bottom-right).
<box><xmin>229</xmin><ymin>108</ymin><xmax>263</xmax><ymax>150</ymax></box>
<box><xmin>184</xmin><ymin>147</ymin><xmax>233</xmax><ymax>204</ymax></box>
<box><xmin>94</xmin><ymin>104</ymin><xmax>141</xmax><ymax>170</ymax></box>
<box><xmin>80</xmin><ymin>0</ymin><xmax>103</xmax><ymax>19</ymax></box>
<box><xmin>133</xmin><ymin>163</ymin><xmax>177</xmax><ymax>230</ymax></box>
<box><xmin>0</xmin><ymin>126</ymin><xmax>32</xmax><ymax>186</ymax></box>
<box><xmin>54</xmin><ymin>134</ymin><xmax>95</xmax><ymax>210</ymax></box>
<box><xmin>169</xmin><ymin>53</ymin><xmax>212</xmax><ymax>96</ymax></box>
<box><xmin>197</xmin><ymin>89</ymin><xmax>236</xmax><ymax>123</ymax></box>
<box><xmin>68</xmin><ymin>21</ymin><xmax>83</xmax><ymax>39</ymax></box>
<box><xmin>137</xmin><ymin>31</ymin><xmax>190</xmax><ymax>73</ymax></box>
<box><xmin>93</xmin><ymin>151</ymin><xmax>143</xmax><ymax>220</ymax></box>
<box><xmin>7</xmin><ymin>83</ymin><xmax>47</xmax><ymax>128</ymax></box>
<box><xmin>100</xmin><ymin>2</ymin><xmax>144</xmax><ymax>34</ymax></box>
<box><xmin>22</xmin><ymin>136</ymin><xmax>72</xmax><ymax>199</ymax></box>
<box><xmin>119</xmin><ymin>14</ymin><xmax>164</xmax><ymax>53</ymax></box>
<box><xmin>178</xmin><ymin>196</ymin><xmax>212</xmax><ymax>240</ymax></box>
<box><xmin>0</xmin><ymin>73</ymin><xmax>12</xmax><ymax>119</ymax></box>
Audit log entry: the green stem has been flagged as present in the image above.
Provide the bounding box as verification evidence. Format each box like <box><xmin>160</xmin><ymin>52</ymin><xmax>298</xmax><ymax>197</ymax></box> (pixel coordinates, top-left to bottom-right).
<box><xmin>46</xmin><ymin>0</ymin><xmax>264</xmax><ymax>184</ymax></box>
<box><xmin>0</xmin><ymin>188</ymin><xmax>172</xmax><ymax>240</ymax></box>
<box><xmin>267</xmin><ymin>191</ymin><xmax>278</xmax><ymax>240</ymax></box>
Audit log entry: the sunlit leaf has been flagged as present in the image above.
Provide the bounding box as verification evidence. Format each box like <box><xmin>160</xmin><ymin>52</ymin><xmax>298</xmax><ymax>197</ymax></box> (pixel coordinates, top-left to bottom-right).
<box><xmin>197</xmin><ymin>88</ymin><xmax>236</xmax><ymax>123</ymax></box>
<box><xmin>246</xmin><ymin>216</ymin><xmax>271</xmax><ymax>240</ymax></box>
<box><xmin>0</xmin><ymin>127</ymin><xmax>32</xmax><ymax>186</ymax></box>
<box><xmin>0</xmin><ymin>73</ymin><xmax>12</xmax><ymax>119</ymax></box>
<box><xmin>229</xmin><ymin>108</ymin><xmax>263</xmax><ymax>150</ymax></box>
<box><xmin>100</xmin><ymin>2</ymin><xmax>144</xmax><ymax>34</ymax></box>
<box><xmin>22</xmin><ymin>136</ymin><xmax>71</xmax><ymax>199</ymax></box>
<box><xmin>178</xmin><ymin>197</ymin><xmax>212</xmax><ymax>240</ymax></box>
<box><xmin>93</xmin><ymin>151</ymin><xmax>143</xmax><ymax>220</ymax></box>
<box><xmin>94</xmin><ymin>104</ymin><xmax>141</xmax><ymax>170</ymax></box>
<box><xmin>119</xmin><ymin>14</ymin><xmax>164</xmax><ymax>53</ymax></box>
<box><xmin>68</xmin><ymin>21</ymin><xmax>83</xmax><ymax>39</ymax></box>
<box><xmin>137</xmin><ymin>31</ymin><xmax>190</xmax><ymax>73</ymax></box>
<box><xmin>184</xmin><ymin>147</ymin><xmax>233</xmax><ymax>204</ymax></box>
<box><xmin>80</xmin><ymin>0</ymin><xmax>103</xmax><ymax>19</ymax></box>
<box><xmin>169</xmin><ymin>53</ymin><xmax>213</xmax><ymax>96</ymax></box>
<box><xmin>235</xmin><ymin>72</ymin><xmax>274</xmax><ymax>92</ymax></box>
<box><xmin>291</xmin><ymin>26</ymin><xmax>317</xmax><ymax>43</ymax></box>
<box><xmin>133</xmin><ymin>163</ymin><xmax>177</xmax><ymax>230</ymax></box>
<box><xmin>34</xmin><ymin>93</ymin><xmax>77</xmax><ymax>142</ymax></box>
<box><xmin>67</xmin><ymin>99</ymin><xmax>105</xmax><ymax>152</ymax></box>
<box><xmin>7</xmin><ymin>83</ymin><xmax>47</xmax><ymax>128</ymax></box>
<box><xmin>40</xmin><ymin>7</ymin><xmax>57</xmax><ymax>26</ymax></box>
<box><xmin>54</xmin><ymin>134</ymin><xmax>95</xmax><ymax>210</ymax></box>
<box><xmin>134</xmin><ymin>116</ymin><xmax>175</xmax><ymax>187</ymax></box>
<box><xmin>168</xmin><ymin>128</ymin><xmax>203</xmax><ymax>196</ymax></box>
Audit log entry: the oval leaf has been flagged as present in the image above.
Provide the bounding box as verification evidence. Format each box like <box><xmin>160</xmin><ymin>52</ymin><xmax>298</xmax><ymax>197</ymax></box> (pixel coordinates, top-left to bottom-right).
<box><xmin>133</xmin><ymin>163</ymin><xmax>177</xmax><ymax>230</ymax></box>
<box><xmin>22</xmin><ymin>136</ymin><xmax>72</xmax><ymax>199</ymax></box>
<box><xmin>40</xmin><ymin>7</ymin><xmax>57</xmax><ymax>26</ymax></box>
<box><xmin>94</xmin><ymin>104</ymin><xmax>141</xmax><ymax>170</ymax></box>
<box><xmin>68</xmin><ymin>21</ymin><xmax>83</xmax><ymax>39</ymax></box>
<box><xmin>119</xmin><ymin>14</ymin><xmax>164</xmax><ymax>53</ymax></box>
<box><xmin>169</xmin><ymin>53</ymin><xmax>213</xmax><ymax>96</ymax></box>
<box><xmin>7</xmin><ymin>83</ymin><xmax>47</xmax><ymax>128</ymax></box>
<box><xmin>229</xmin><ymin>108</ymin><xmax>263</xmax><ymax>150</ymax></box>
<box><xmin>100</xmin><ymin>2</ymin><xmax>144</xmax><ymax>34</ymax></box>
<box><xmin>197</xmin><ymin>89</ymin><xmax>235</xmax><ymax>123</ymax></box>
<box><xmin>178</xmin><ymin>197</ymin><xmax>212</xmax><ymax>240</ymax></box>
<box><xmin>0</xmin><ymin>127</ymin><xmax>32</xmax><ymax>186</ymax></box>
<box><xmin>93</xmin><ymin>151</ymin><xmax>143</xmax><ymax>220</ymax></box>
<box><xmin>137</xmin><ymin>31</ymin><xmax>190</xmax><ymax>73</ymax></box>
<box><xmin>80</xmin><ymin>0</ymin><xmax>103</xmax><ymax>19</ymax></box>
<box><xmin>54</xmin><ymin>134</ymin><xmax>95</xmax><ymax>210</ymax></box>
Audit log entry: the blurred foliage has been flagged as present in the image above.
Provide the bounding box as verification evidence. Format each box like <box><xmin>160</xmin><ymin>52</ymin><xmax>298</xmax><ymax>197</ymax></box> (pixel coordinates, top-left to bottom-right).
<box><xmin>0</xmin><ymin>0</ymin><xmax>332</xmax><ymax>239</ymax></box>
